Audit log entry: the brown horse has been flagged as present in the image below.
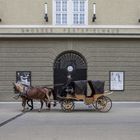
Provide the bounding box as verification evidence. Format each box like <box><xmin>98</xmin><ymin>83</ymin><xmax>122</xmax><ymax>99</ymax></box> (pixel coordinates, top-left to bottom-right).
<box><xmin>13</xmin><ymin>82</ymin><xmax>54</xmax><ymax>112</ymax></box>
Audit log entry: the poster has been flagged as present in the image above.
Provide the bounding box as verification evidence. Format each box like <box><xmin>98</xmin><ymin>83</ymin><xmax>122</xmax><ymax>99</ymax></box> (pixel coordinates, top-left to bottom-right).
<box><xmin>110</xmin><ymin>71</ymin><xmax>124</xmax><ymax>91</ymax></box>
<box><xmin>16</xmin><ymin>71</ymin><xmax>31</xmax><ymax>86</ymax></box>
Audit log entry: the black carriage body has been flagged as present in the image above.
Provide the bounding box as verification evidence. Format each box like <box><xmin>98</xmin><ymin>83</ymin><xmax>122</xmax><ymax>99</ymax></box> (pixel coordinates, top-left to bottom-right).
<box><xmin>58</xmin><ymin>80</ymin><xmax>105</xmax><ymax>98</ymax></box>
<box><xmin>73</xmin><ymin>80</ymin><xmax>105</xmax><ymax>96</ymax></box>
<box><xmin>57</xmin><ymin>80</ymin><xmax>112</xmax><ymax>112</ymax></box>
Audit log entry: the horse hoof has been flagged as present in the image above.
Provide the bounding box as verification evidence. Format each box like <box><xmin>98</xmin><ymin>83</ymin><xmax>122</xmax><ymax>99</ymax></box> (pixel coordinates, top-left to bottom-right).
<box><xmin>22</xmin><ymin>109</ymin><xmax>25</xmax><ymax>112</ymax></box>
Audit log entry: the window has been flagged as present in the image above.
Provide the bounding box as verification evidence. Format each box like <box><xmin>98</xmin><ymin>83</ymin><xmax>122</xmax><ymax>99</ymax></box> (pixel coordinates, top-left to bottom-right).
<box><xmin>73</xmin><ymin>0</ymin><xmax>85</xmax><ymax>24</ymax></box>
<box><xmin>53</xmin><ymin>0</ymin><xmax>88</xmax><ymax>25</ymax></box>
<box><xmin>54</xmin><ymin>0</ymin><xmax>67</xmax><ymax>25</ymax></box>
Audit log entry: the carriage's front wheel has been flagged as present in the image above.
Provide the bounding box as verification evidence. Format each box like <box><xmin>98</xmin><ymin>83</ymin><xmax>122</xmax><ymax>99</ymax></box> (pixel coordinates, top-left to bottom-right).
<box><xmin>96</xmin><ymin>96</ymin><xmax>112</xmax><ymax>112</ymax></box>
<box><xmin>61</xmin><ymin>100</ymin><xmax>75</xmax><ymax>112</ymax></box>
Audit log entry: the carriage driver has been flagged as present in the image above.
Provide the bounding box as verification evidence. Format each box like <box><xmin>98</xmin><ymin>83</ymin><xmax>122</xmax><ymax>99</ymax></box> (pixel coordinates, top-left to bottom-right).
<box><xmin>61</xmin><ymin>74</ymin><xmax>75</xmax><ymax>97</ymax></box>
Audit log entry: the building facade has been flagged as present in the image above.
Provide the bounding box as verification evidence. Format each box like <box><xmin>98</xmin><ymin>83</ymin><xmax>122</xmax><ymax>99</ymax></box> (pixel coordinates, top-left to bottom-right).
<box><xmin>0</xmin><ymin>0</ymin><xmax>140</xmax><ymax>101</ymax></box>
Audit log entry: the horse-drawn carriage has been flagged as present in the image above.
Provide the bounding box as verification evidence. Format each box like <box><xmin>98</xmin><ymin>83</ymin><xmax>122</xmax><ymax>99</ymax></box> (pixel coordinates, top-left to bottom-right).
<box><xmin>13</xmin><ymin>79</ymin><xmax>113</xmax><ymax>112</ymax></box>
<box><xmin>56</xmin><ymin>80</ymin><xmax>113</xmax><ymax>112</ymax></box>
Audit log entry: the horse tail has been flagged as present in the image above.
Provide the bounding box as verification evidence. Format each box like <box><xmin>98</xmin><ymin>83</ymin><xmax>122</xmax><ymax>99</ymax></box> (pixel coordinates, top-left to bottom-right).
<box><xmin>43</xmin><ymin>88</ymin><xmax>49</xmax><ymax>100</ymax></box>
<box><xmin>48</xmin><ymin>89</ymin><xmax>52</xmax><ymax>97</ymax></box>
<box><xmin>44</xmin><ymin>88</ymin><xmax>51</xmax><ymax>109</ymax></box>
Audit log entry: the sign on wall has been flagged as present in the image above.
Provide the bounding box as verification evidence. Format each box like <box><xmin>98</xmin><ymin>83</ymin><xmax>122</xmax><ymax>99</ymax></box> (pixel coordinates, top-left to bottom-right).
<box><xmin>109</xmin><ymin>71</ymin><xmax>125</xmax><ymax>91</ymax></box>
<box><xmin>16</xmin><ymin>71</ymin><xmax>31</xmax><ymax>86</ymax></box>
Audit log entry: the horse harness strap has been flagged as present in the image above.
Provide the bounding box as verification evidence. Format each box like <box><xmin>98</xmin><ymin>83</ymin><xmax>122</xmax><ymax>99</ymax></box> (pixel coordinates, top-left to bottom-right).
<box><xmin>21</xmin><ymin>86</ymin><xmax>30</xmax><ymax>98</ymax></box>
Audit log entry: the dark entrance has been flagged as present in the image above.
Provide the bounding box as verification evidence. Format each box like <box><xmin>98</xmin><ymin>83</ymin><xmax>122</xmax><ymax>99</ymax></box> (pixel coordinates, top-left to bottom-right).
<box><xmin>53</xmin><ymin>51</ymin><xmax>87</xmax><ymax>95</ymax></box>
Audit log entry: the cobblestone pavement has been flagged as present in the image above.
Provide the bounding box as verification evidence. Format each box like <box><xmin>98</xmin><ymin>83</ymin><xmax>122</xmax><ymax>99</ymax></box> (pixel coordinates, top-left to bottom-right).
<box><xmin>0</xmin><ymin>102</ymin><xmax>140</xmax><ymax>140</ymax></box>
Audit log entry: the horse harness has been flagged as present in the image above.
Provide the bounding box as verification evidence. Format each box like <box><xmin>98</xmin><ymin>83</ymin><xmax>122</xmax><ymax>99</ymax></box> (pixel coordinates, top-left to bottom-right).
<box><xmin>13</xmin><ymin>85</ymin><xmax>30</xmax><ymax>99</ymax></box>
<box><xmin>21</xmin><ymin>86</ymin><xmax>31</xmax><ymax>98</ymax></box>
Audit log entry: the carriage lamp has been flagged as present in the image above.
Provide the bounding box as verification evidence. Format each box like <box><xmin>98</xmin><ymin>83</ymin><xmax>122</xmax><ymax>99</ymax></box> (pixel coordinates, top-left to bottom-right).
<box><xmin>0</xmin><ymin>18</ymin><xmax>2</xmax><ymax>22</ymax></box>
<box><xmin>44</xmin><ymin>3</ymin><xmax>48</xmax><ymax>22</ymax></box>
<box><xmin>92</xmin><ymin>3</ymin><xmax>96</xmax><ymax>22</ymax></box>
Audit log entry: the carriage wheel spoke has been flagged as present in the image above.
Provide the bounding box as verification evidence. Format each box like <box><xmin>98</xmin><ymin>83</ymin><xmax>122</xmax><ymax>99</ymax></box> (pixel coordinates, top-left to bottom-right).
<box><xmin>61</xmin><ymin>100</ymin><xmax>74</xmax><ymax>112</ymax></box>
<box><xmin>96</xmin><ymin>96</ymin><xmax>112</xmax><ymax>112</ymax></box>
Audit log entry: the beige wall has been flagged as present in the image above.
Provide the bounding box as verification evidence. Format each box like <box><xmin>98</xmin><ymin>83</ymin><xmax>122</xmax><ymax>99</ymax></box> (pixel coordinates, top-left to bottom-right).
<box><xmin>0</xmin><ymin>38</ymin><xmax>140</xmax><ymax>101</ymax></box>
<box><xmin>0</xmin><ymin>0</ymin><xmax>140</xmax><ymax>101</ymax></box>
<box><xmin>89</xmin><ymin>0</ymin><xmax>140</xmax><ymax>25</ymax></box>
<box><xmin>0</xmin><ymin>0</ymin><xmax>140</xmax><ymax>25</ymax></box>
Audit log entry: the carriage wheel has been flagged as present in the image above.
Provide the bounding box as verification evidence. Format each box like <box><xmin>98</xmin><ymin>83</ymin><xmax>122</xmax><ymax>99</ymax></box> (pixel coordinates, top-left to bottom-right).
<box><xmin>61</xmin><ymin>100</ymin><xmax>75</xmax><ymax>112</ymax></box>
<box><xmin>96</xmin><ymin>96</ymin><xmax>112</xmax><ymax>112</ymax></box>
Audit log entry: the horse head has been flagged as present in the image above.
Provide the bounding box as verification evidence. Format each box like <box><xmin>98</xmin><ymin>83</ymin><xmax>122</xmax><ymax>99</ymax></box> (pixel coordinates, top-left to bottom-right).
<box><xmin>13</xmin><ymin>82</ymin><xmax>24</xmax><ymax>93</ymax></box>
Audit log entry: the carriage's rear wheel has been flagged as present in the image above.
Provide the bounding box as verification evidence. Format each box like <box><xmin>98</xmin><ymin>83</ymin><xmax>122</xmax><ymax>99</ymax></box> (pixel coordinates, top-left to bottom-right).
<box><xmin>61</xmin><ymin>100</ymin><xmax>75</xmax><ymax>112</ymax></box>
<box><xmin>96</xmin><ymin>96</ymin><xmax>112</xmax><ymax>112</ymax></box>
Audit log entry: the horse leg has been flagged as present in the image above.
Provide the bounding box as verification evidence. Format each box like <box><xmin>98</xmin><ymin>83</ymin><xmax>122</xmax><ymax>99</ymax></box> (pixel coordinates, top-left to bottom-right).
<box><xmin>39</xmin><ymin>100</ymin><xmax>43</xmax><ymax>112</ymax></box>
<box><xmin>53</xmin><ymin>101</ymin><xmax>57</xmax><ymax>107</ymax></box>
<box><xmin>30</xmin><ymin>99</ymin><xmax>34</xmax><ymax>110</ymax></box>
<box><xmin>43</xmin><ymin>98</ymin><xmax>50</xmax><ymax>110</ymax></box>
<box><xmin>22</xmin><ymin>98</ymin><xmax>26</xmax><ymax>112</ymax></box>
<box><xmin>46</xmin><ymin>100</ymin><xmax>51</xmax><ymax>110</ymax></box>
<box><xmin>45</xmin><ymin>100</ymin><xmax>48</xmax><ymax>109</ymax></box>
<box><xmin>27</xmin><ymin>99</ymin><xmax>34</xmax><ymax>110</ymax></box>
<box><xmin>45</xmin><ymin>94</ymin><xmax>51</xmax><ymax>110</ymax></box>
<box><xmin>51</xmin><ymin>88</ymin><xmax>57</xmax><ymax>107</ymax></box>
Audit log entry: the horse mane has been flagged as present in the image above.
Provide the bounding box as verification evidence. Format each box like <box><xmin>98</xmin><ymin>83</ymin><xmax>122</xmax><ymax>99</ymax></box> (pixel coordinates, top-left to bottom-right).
<box><xmin>18</xmin><ymin>82</ymin><xmax>30</xmax><ymax>87</ymax></box>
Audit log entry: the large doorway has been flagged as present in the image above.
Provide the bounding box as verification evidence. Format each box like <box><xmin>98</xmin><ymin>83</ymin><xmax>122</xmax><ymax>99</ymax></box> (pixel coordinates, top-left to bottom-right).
<box><xmin>53</xmin><ymin>51</ymin><xmax>87</xmax><ymax>95</ymax></box>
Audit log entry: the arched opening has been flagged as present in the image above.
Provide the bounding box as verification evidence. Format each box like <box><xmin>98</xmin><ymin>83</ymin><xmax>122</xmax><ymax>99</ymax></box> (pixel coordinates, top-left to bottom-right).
<box><xmin>53</xmin><ymin>50</ymin><xmax>87</xmax><ymax>95</ymax></box>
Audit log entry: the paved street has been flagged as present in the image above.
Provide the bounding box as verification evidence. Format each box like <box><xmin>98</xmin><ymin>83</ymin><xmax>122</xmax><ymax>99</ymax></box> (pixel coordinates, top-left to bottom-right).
<box><xmin>0</xmin><ymin>102</ymin><xmax>140</xmax><ymax>140</ymax></box>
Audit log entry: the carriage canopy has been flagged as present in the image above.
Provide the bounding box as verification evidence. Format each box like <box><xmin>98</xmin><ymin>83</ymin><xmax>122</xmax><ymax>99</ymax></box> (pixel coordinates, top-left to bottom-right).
<box><xmin>71</xmin><ymin>80</ymin><xmax>105</xmax><ymax>95</ymax></box>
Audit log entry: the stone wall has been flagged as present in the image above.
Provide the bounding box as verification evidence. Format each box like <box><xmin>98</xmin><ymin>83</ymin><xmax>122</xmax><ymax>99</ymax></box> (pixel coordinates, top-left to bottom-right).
<box><xmin>0</xmin><ymin>38</ymin><xmax>140</xmax><ymax>101</ymax></box>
